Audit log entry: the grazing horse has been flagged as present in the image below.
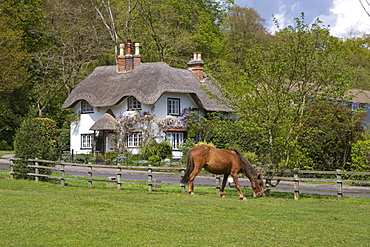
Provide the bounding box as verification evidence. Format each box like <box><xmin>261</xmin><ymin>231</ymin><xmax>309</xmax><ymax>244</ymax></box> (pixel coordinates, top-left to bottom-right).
<box><xmin>180</xmin><ymin>145</ymin><xmax>265</xmax><ymax>200</ymax></box>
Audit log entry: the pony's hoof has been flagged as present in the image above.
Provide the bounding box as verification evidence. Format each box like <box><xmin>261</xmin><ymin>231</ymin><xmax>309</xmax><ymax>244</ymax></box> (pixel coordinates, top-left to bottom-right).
<box><xmin>220</xmin><ymin>195</ymin><xmax>226</xmax><ymax>198</ymax></box>
<box><xmin>240</xmin><ymin>197</ymin><xmax>247</xmax><ymax>201</ymax></box>
<box><xmin>190</xmin><ymin>192</ymin><xmax>195</xmax><ymax>196</ymax></box>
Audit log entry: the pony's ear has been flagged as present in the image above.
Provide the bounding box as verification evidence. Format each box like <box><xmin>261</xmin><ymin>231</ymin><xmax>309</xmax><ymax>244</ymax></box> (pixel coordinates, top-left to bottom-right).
<box><xmin>257</xmin><ymin>172</ymin><xmax>261</xmax><ymax>179</ymax></box>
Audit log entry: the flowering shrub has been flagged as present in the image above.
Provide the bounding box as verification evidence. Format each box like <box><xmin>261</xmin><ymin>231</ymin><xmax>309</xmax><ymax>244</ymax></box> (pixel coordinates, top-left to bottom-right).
<box><xmin>113</xmin><ymin>111</ymin><xmax>186</xmax><ymax>155</ymax></box>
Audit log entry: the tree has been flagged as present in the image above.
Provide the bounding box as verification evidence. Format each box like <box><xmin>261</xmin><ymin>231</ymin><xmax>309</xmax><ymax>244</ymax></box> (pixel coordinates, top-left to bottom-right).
<box><xmin>13</xmin><ymin>118</ymin><xmax>59</xmax><ymax>179</ymax></box>
<box><xmin>359</xmin><ymin>0</ymin><xmax>370</xmax><ymax>17</ymax></box>
<box><xmin>220</xmin><ymin>5</ymin><xmax>271</xmax><ymax>69</ymax></box>
<box><xmin>0</xmin><ymin>0</ymin><xmax>43</xmax><ymax>147</ymax></box>
<box><xmin>334</xmin><ymin>35</ymin><xmax>370</xmax><ymax>90</ymax></box>
<box><xmin>29</xmin><ymin>0</ymin><xmax>113</xmax><ymax>118</ymax></box>
<box><xmin>297</xmin><ymin>103</ymin><xmax>365</xmax><ymax>170</ymax></box>
<box><xmin>214</xmin><ymin>14</ymin><xmax>353</xmax><ymax>168</ymax></box>
<box><xmin>134</xmin><ymin>0</ymin><xmax>226</xmax><ymax>65</ymax></box>
<box><xmin>91</xmin><ymin>0</ymin><xmax>227</xmax><ymax>67</ymax></box>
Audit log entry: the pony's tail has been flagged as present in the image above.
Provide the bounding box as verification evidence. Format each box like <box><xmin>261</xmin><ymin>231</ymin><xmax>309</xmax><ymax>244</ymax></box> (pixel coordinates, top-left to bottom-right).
<box><xmin>180</xmin><ymin>148</ymin><xmax>194</xmax><ymax>185</ymax></box>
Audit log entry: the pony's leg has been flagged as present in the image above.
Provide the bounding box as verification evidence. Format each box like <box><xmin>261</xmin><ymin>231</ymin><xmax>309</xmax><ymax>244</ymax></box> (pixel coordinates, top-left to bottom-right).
<box><xmin>231</xmin><ymin>174</ymin><xmax>247</xmax><ymax>201</ymax></box>
<box><xmin>187</xmin><ymin>167</ymin><xmax>202</xmax><ymax>196</ymax></box>
<box><xmin>220</xmin><ymin>174</ymin><xmax>228</xmax><ymax>198</ymax></box>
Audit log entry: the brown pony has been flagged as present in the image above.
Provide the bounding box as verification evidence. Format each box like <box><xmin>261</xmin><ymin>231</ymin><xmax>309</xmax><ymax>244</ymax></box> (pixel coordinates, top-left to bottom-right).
<box><xmin>180</xmin><ymin>145</ymin><xmax>265</xmax><ymax>200</ymax></box>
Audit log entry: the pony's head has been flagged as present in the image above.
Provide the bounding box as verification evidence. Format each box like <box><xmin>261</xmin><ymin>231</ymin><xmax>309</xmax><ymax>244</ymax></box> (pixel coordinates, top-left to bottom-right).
<box><xmin>250</xmin><ymin>172</ymin><xmax>265</xmax><ymax>197</ymax></box>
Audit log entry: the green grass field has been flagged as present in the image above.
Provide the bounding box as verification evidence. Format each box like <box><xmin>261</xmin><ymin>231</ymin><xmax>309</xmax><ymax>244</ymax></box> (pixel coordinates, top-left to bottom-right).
<box><xmin>0</xmin><ymin>178</ymin><xmax>369</xmax><ymax>247</ymax></box>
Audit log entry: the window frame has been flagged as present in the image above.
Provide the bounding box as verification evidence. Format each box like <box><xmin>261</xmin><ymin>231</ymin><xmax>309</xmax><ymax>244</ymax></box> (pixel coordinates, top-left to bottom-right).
<box><xmin>81</xmin><ymin>100</ymin><xmax>94</xmax><ymax>114</ymax></box>
<box><xmin>127</xmin><ymin>96</ymin><xmax>142</xmax><ymax>111</ymax></box>
<box><xmin>81</xmin><ymin>134</ymin><xmax>94</xmax><ymax>149</ymax></box>
<box><xmin>127</xmin><ymin>132</ymin><xmax>142</xmax><ymax>148</ymax></box>
<box><xmin>165</xmin><ymin>131</ymin><xmax>185</xmax><ymax>150</ymax></box>
<box><xmin>167</xmin><ymin>98</ymin><xmax>180</xmax><ymax>116</ymax></box>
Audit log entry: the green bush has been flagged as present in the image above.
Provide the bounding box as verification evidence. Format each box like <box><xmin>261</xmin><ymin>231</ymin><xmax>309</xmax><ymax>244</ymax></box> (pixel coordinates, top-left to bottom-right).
<box><xmin>351</xmin><ymin>140</ymin><xmax>370</xmax><ymax>172</ymax></box>
<box><xmin>140</xmin><ymin>141</ymin><xmax>172</xmax><ymax>160</ymax></box>
<box><xmin>57</xmin><ymin>122</ymin><xmax>70</xmax><ymax>151</ymax></box>
<box><xmin>13</xmin><ymin>118</ymin><xmax>58</xmax><ymax>179</ymax></box>
<box><xmin>178</xmin><ymin>138</ymin><xmax>195</xmax><ymax>163</ymax></box>
<box><xmin>0</xmin><ymin>140</ymin><xmax>12</xmax><ymax>150</ymax></box>
<box><xmin>148</xmin><ymin>155</ymin><xmax>161</xmax><ymax>166</ymax></box>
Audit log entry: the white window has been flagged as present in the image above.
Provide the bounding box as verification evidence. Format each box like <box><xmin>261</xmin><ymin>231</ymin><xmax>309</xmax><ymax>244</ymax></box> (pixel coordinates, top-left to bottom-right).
<box><xmin>81</xmin><ymin>100</ymin><xmax>94</xmax><ymax>114</ymax></box>
<box><xmin>127</xmin><ymin>132</ymin><xmax>142</xmax><ymax>147</ymax></box>
<box><xmin>81</xmin><ymin>134</ymin><xmax>93</xmax><ymax>149</ymax></box>
<box><xmin>128</xmin><ymin>96</ymin><xmax>142</xmax><ymax>110</ymax></box>
<box><xmin>166</xmin><ymin>132</ymin><xmax>184</xmax><ymax>150</ymax></box>
<box><xmin>168</xmin><ymin>98</ymin><xmax>180</xmax><ymax>115</ymax></box>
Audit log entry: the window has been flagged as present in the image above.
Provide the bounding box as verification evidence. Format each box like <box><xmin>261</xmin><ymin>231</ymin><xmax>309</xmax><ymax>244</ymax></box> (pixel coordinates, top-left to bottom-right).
<box><xmin>128</xmin><ymin>96</ymin><xmax>142</xmax><ymax>110</ymax></box>
<box><xmin>168</xmin><ymin>98</ymin><xmax>180</xmax><ymax>115</ymax></box>
<box><xmin>166</xmin><ymin>132</ymin><xmax>184</xmax><ymax>150</ymax></box>
<box><xmin>127</xmin><ymin>132</ymin><xmax>142</xmax><ymax>147</ymax></box>
<box><xmin>81</xmin><ymin>134</ymin><xmax>93</xmax><ymax>149</ymax></box>
<box><xmin>81</xmin><ymin>100</ymin><xmax>94</xmax><ymax>114</ymax></box>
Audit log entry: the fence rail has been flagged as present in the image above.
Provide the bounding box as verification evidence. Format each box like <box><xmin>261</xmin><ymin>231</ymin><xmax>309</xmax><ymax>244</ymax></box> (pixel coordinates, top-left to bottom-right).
<box><xmin>1</xmin><ymin>158</ymin><xmax>370</xmax><ymax>200</ymax></box>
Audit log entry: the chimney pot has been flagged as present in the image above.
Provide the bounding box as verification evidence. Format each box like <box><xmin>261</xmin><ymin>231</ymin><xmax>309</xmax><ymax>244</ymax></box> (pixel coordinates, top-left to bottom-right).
<box><xmin>126</xmin><ymin>38</ymin><xmax>132</xmax><ymax>55</ymax></box>
<box><xmin>187</xmin><ymin>52</ymin><xmax>204</xmax><ymax>82</ymax></box>
<box><xmin>135</xmin><ymin>43</ymin><xmax>140</xmax><ymax>55</ymax></box>
<box><xmin>119</xmin><ymin>44</ymin><xmax>124</xmax><ymax>56</ymax></box>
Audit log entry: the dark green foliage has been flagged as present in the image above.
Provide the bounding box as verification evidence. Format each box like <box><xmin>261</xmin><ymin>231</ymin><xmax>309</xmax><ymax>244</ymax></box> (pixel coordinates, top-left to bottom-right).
<box><xmin>57</xmin><ymin>122</ymin><xmax>70</xmax><ymax>151</ymax></box>
<box><xmin>297</xmin><ymin>102</ymin><xmax>365</xmax><ymax>170</ymax></box>
<box><xmin>0</xmin><ymin>140</ymin><xmax>12</xmax><ymax>150</ymax></box>
<box><xmin>13</xmin><ymin>118</ymin><xmax>58</xmax><ymax>179</ymax></box>
<box><xmin>140</xmin><ymin>142</ymin><xmax>172</xmax><ymax>160</ymax></box>
<box><xmin>351</xmin><ymin>140</ymin><xmax>370</xmax><ymax>172</ymax></box>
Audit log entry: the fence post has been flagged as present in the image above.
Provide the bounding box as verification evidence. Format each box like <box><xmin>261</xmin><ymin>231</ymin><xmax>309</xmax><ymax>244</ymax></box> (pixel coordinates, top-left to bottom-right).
<box><xmin>336</xmin><ymin>169</ymin><xmax>343</xmax><ymax>201</ymax></box>
<box><xmin>180</xmin><ymin>168</ymin><xmax>185</xmax><ymax>193</ymax></box>
<box><xmin>148</xmin><ymin>165</ymin><xmax>153</xmax><ymax>192</ymax></box>
<box><xmin>10</xmin><ymin>161</ymin><xmax>14</xmax><ymax>179</ymax></box>
<box><xmin>88</xmin><ymin>163</ymin><xmax>92</xmax><ymax>189</ymax></box>
<box><xmin>35</xmin><ymin>158</ymin><xmax>39</xmax><ymax>182</ymax></box>
<box><xmin>294</xmin><ymin>168</ymin><xmax>299</xmax><ymax>200</ymax></box>
<box><xmin>117</xmin><ymin>166</ymin><xmax>122</xmax><ymax>190</ymax></box>
<box><xmin>60</xmin><ymin>163</ymin><xmax>65</xmax><ymax>186</ymax></box>
<box><xmin>216</xmin><ymin>175</ymin><xmax>221</xmax><ymax>195</ymax></box>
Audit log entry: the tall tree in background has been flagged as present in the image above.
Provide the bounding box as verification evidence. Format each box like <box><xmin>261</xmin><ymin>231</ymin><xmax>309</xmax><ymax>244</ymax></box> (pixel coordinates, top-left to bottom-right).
<box><xmin>215</xmin><ymin>14</ymin><xmax>353</xmax><ymax>168</ymax></box>
<box><xmin>0</xmin><ymin>0</ymin><xmax>42</xmax><ymax>147</ymax></box>
<box><xmin>220</xmin><ymin>5</ymin><xmax>271</xmax><ymax>68</ymax></box>
<box><xmin>335</xmin><ymin>35</ymin><xmax>370</xmax><ymax>90</ymax></box>
<box><xmin>30</xmin><ymin>0</ymin><xmax>112</xmax><ymax>118</ymax></box>
<box><xmin>92</xmin><ymin>0</ymin><xmax>227</xmax><ymax>67</ymax></box>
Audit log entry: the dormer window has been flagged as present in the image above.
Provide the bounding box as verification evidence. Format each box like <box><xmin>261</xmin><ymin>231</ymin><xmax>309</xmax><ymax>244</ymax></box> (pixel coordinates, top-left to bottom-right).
<box><xmin>81</xmin><ymin>100</ymin><xmax>94</xmax><ymax>114</ymax></box>
<box><xmin>168</xmin><ymin>98</ymin><xmax>180</xmax><ymax>116</ymax></box>
<box><xmin>128</xmin><ymin>96</ymin><xmax>142</xmax><ymax>110</ymax></box>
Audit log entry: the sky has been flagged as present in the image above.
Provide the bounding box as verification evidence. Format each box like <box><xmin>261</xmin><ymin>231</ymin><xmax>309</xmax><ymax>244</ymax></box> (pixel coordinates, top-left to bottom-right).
<box><xmin>234</xmin><ymin>0</ymin><xmax>370</xmax><ymax>38</ymax></box>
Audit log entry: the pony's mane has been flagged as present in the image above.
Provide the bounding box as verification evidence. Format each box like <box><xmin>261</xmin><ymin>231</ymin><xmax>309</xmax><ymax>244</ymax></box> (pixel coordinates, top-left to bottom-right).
<box><xmin>229</xmin><ymin>149</ymin><xmax>258</xmax><ymax>176</ymax></box>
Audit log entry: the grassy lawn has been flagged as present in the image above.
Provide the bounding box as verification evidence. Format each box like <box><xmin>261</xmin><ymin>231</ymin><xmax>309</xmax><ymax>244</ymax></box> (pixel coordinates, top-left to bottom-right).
<box><xmin>0</xmin><ymin>178</ymin><xmax>369</xmax><ymax>247</ymax></box>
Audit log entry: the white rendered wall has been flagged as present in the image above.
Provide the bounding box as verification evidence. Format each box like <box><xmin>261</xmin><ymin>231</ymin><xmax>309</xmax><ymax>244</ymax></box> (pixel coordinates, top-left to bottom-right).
<box><xmin>70</xmin><ymin>92</ymin><xmax>200</xmax><ymax>156</ymax></box>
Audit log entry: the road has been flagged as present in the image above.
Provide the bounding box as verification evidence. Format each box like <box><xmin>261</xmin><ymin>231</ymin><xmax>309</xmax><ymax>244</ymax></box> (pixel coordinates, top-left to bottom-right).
<box><xmin>1</xmin><ymin>156</ymin><xmax>370</xmax><ymax>198</ymax></box>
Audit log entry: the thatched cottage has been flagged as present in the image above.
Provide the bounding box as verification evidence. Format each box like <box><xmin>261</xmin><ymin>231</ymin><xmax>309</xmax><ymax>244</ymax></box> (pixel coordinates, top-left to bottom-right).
<box><xmin>62</xmin><ymin>39</ymin><xmax>232</xmax><ymax>158</ymax></box>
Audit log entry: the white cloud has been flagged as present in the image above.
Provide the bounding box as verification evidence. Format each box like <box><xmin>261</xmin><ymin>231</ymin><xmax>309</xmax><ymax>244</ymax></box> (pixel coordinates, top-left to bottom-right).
<box><xmin>319</xmin><ymin>0</ymin><xmax>370</xmax><ymax>38</ymax></box>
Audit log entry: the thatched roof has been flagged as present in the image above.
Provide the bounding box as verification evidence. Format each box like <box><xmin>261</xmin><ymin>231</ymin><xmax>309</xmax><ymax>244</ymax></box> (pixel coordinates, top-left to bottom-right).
<box><xmin>89</xmin><ymin>110</ymin><xmax>117</xmax><ymax>131</ymax></box>
<box><xmin>345</xmin><ymin>88</ymin><xmax>370</xmax><ymax>103</ymax></box>
<box><xmin>62</xmin><ymin>62</ymin><xmax>231</xmax><ymax>112</ymax></box>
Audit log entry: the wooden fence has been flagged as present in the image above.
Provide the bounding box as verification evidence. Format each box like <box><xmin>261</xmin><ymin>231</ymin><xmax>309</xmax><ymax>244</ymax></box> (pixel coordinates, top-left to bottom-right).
<box><xmin>1</xmin><ymin>158</ymin><xmax>370</xmax><ymax>200</ymax></box>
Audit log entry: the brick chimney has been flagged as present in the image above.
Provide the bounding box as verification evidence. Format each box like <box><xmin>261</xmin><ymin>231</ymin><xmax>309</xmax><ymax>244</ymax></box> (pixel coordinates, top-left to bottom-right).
<box><xmin>117</xmin><ymin>38</ymin><xmax>141</xmax><ymax>73</ymax></box>
<box><xmin>187</xmin><ymin>52</ymin><xmax>204</xmax><ymax>82</ymax></box>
